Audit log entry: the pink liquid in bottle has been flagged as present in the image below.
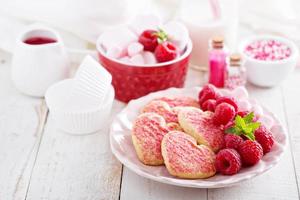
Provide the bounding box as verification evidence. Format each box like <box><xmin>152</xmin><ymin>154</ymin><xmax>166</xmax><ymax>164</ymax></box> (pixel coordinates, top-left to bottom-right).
<box><xmin>208</xmin><ymin>36</ymin><xmax>227</xmax><ymax>88</ymax></box>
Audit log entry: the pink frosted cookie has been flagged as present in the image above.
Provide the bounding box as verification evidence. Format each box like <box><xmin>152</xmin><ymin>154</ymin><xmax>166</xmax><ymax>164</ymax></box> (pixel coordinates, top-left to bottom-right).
<box><xmin>161</xmin><ymin>131</ymin><xmax>216</xmax><ymax>179</ymax></box>
<box><xmin>132</xmin><ymin>113</ymin><xmax>169</xmax><ymax>165</ymax></box>
<box><xmin>178</xmin><ymin>107</ymin><xmax>224</xmax><ymax>152</ymax></box>
<box><xmin>156</xmin><ymin>96</ymin><xmax>200</xmax><ymax>108</ymax></box>
<box><xmin>142</xmin><ymin>100</ymin><xmax>178</xmax><ymax>123</ymax></box>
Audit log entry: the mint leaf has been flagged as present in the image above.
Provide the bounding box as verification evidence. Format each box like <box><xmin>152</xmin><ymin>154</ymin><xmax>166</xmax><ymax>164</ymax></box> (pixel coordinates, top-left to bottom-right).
<box><xmin>243</xmin><ymin>127</ymin><xmax>252</xmax><ymax>134</ymax></box>
<box><xmin>244</xmin><ymin>132</ymin><xmax>255</xmax><ymax>141</ymax></box>
<box><xmin>225</xmin><ymin>112</ymin><xmax>261</xmax><ymax>141</ymax></box>
<box><xmin>225</xmin><ymin>127</ymin><xmax>241</xmax><ymax>135</ymax></box>
<box><xmin>154</xmin><ymin>28</ymin><xmax>168</xmax><ymax>43</ymax></box>
<box><xmin>244</xmin><ymin>112</ymin><xmax>254</xmax><ymax>123</ymax></box>
<box><xmin>235</xmin><ymin>115</ymin><xmax>246</xmax><ymax>129</ymax></box>
<box><xmin>248</xmin><ymin>122</ymin><xmax>261</xmax><ymax>131</ymax></box>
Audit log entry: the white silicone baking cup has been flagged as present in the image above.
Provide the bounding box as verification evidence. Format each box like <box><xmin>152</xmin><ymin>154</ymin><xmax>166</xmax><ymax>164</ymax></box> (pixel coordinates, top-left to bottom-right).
<box><xmin>72</xmin><ymin>55</ymin><xmax>112</xmax><ymax>107</ymax></box>
<box><xmin>45</xmin><ymin>79</ymin><xmax>114</xmax><ymax>134</ymax></box>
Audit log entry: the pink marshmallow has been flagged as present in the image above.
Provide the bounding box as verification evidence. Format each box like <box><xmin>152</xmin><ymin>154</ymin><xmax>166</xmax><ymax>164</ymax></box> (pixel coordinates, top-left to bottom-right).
<box><xmin>130</xmin><ymin>54</ymin><xmax>144</xmax><ymax>65</ymax></box>
<box><xmin>106</xmin><ymin>46</ymin><xmax>124</xmax><ymax>59</ymax></box>
<box><xmin>100</xmin><ymin>26</ymin><xmax>137</xmax><ymax>52</ymax></box>
<box><xmin>119</xmin><ymin>56</ymin><xmax>131</xmax><ymax>64</ymax></box>
<box><xmin>142</xmin><ymin>51</ymin><xmax>157</xmax><ymax>64</ymax></box>
<box><xmin>127</xmin><ymin>42</ymin><xmax>143</xmax><ymax>57</ymax></box>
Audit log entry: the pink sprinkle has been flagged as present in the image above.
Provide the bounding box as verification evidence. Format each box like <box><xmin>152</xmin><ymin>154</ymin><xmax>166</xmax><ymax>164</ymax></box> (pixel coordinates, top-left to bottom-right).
<box><xmin>244</xmin><ymin>39</ymin><xmax>291</xmax><ymax>61</ymax></box>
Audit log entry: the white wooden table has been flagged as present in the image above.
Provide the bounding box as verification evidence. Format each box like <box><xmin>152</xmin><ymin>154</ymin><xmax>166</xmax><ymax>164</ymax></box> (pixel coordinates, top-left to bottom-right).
<box><xmin>0</xmin><ymin>50</ymin><xmax>299</xmax><ymax>200</ymax></box>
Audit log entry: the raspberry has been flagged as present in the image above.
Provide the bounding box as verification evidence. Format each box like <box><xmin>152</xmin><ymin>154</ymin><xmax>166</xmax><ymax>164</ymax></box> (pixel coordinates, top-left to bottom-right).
<box><xmin>216</xmin><ymin>97</ymin><xmax>238</xmax><ymax>112</ymax></box>
<box><xmin>154</xmin><ymin>41</ymin><xmax>178</xmax><ymax>62</ymax></box>
<box><xmin>238</xmin><ymin>140</ymin><xmax>263</xmax><ymax>166</ymax></box>
<box><xmin>215</xmin><ymin>149</ymin><xmax>242</xmax><ymax>175</ymax></box>
<box><xmin>224</xmin><ymin>134</ymin><xmax>244</xmax><ymax>150</ymax></box>
<box><xmin>223</xmin><ymin>121</ymin><xmax>235</xmax><ymax>130</ymax></box>
<box><xmin>201</xmin><ymin>99</ymin><xmax>216</xmax><ymax>112</ymax></box>
<box><xmin>199</xmin><ymin>84</ymin><xmax>221</xmax><ymax>106</ymax></box>
<box><xmin>138</xmin><ymin>30</ymin><xmax>158</xmax><ymax>52</ymax></box>
<box><xmin>254</xmin><ymin>125</ymin><xmax>274</xmax><ymax>154</ymax></box>
<box><xmin>213</xmin><ymin>103</ymin><xmax>236</xmax><ymax>126</ymax></box>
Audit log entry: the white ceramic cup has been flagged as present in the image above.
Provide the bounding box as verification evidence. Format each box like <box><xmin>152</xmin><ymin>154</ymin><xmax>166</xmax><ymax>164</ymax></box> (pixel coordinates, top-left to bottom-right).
<box><xmin>239</xmin><ymin>35</ymin><xmax>299</xmax><ymax>87</ymax></box>
<box><xmin>11</xmin><ymin>25</ymin><xmax>69</xmax><ymax>97</ymax></box>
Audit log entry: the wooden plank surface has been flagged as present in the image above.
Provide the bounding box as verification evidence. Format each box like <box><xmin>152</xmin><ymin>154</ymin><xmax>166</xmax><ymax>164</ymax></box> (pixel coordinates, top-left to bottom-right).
<box><xmin>25</xmin><ymin>101</ymin><xmax>125</xmax><ymax>200</ymax></box>
<box><xmin>281</xmin><ymin>69</ymin><xmax>300</xmax><ymax>195</ymax></box>
<box><xmin>0</xmin><ymin>52</ymin><xmax>46</xmax><ymax>200</ymax></box>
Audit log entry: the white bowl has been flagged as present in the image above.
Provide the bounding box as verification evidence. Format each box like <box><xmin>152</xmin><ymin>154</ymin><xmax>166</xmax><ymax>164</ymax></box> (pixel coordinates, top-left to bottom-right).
<box><xmin>239</xmin><ymin>35</ymin><xmax>299</xmax><ymax>87</ymax></box>
<box><xmin>45</xmin><ymin>79</ymin><xmax>114</xmax><ymax>134</ymax></box>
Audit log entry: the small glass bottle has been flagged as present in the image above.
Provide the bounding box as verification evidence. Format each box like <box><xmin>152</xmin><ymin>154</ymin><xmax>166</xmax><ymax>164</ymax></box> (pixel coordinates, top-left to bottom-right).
<box><xmin>225</xmin><ymin>54</ymin><xmax>246</xmax><ymax>89</ymax></box>
<box><xmin>208</xmin><ymin>36</ymin><xmax>227</xmax><ymax>88</ymax></box>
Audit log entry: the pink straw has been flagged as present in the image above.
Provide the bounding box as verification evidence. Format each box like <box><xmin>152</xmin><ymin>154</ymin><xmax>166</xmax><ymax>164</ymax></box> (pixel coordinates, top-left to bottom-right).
<box><xmin>209</xmin><ymin>0</ymin><xmax>221</xmax><ymax>20</ymax></box>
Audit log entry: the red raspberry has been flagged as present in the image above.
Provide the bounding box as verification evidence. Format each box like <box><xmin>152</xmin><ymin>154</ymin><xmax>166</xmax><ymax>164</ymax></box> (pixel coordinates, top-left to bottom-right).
<box><xmin>198</xmin><ymin>84</ymin><xmax>221</xmax><ymax>106</ymax></box>
<box><xmin>254</xmin><ymin>125</ymin><xmax>274</xmax><ymax>154</ymax></box>
<box><xmin>224</xmin><ymin>134</ymin><xmax>244</xmax><ymax>150</ymax></box>
<box><xmin>138</xmin><ymin>30</ymin><xmax>158</xmax><ymax>52</ymax></box>
<box><xmin>215</xmin><ymin>149</ymin><xmax>242</xmax><ymax>175</ymax></box>
<box><xmin>201</xmin><ymin>99</ymin><xmax>216</xmax><ymax>112</ymax></box>
<box><xmin>213</xmin><ymin>103</ymin><xmax>236</xmax><ymax>126</ymax></box>
<box><xmin>216</xmin><ymin>97</ymin><xmax>238</xmax><ymax>112</ymax></box>
<box><xmin>154</xmin><ymin>41</ymin><xmax>178</xmax><ymax>62</ymax></box>
<box><xmin>238</xmin><ymin>140</ymin><xmax>263</xmax><ymax>166</ymax></box>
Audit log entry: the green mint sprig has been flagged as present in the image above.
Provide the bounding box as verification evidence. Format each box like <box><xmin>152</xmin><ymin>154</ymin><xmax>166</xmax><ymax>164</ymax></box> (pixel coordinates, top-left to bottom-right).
<box><xmin>225</xmin><ymin>112</ymin><xmax>261</xmax><ymax>141</ymax></box>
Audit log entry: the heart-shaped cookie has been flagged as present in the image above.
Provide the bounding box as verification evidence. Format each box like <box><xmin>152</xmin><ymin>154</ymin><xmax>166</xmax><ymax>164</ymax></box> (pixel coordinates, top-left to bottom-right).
<box><xmin>132</xmin><ymin>112</ymin><xmax>169</xmax><ymax>165</ymax></box>
<box><xmin>161</xmin><ymin>131</ymin><xmax>216</xmax><ymax>179</ymax></box>
<box><xmin>142</xmin><ymin>100</ymin><xmax>178</xmax><ymax>123</ymax></box>
<box><xmin>155</xmin><ymin>96</ymin><xmax>200</xmax><ymax>108</ymax></box>
<box><xmin>178</xmin><ymin>107</ymin><xmax>224</xmax><ymax>152</ymax></box>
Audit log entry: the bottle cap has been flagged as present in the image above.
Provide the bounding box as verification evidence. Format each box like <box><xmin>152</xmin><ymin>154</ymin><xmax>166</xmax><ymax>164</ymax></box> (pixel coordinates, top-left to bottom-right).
<box><xmin>212</xmin><ymin>36</ymin><xmax>224</xmax><ymax>48</ymax></box>
<box><xmin>230</xmin><ymin>54</ymin><xmax>241</xmax><ymax>67</ymax></box>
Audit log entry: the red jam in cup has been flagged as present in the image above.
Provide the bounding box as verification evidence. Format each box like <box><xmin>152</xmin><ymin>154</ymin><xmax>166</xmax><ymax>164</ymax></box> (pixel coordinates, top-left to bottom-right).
<box><xmin>24</xmin><ymin>37</ymin><xmax>57</xmax><ymax>45</ymax></box>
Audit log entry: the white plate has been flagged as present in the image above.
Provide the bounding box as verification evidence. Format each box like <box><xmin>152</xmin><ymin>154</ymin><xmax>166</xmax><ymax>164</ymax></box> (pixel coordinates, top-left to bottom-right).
<box><xmin>110</xmin><ymin>87</ymin><xmax>287</xmax><ymax>188</ymax></box>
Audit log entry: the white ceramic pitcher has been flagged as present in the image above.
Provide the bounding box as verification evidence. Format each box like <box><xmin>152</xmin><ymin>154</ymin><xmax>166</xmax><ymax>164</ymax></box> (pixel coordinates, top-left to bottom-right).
<box><xmin>11</xmin><ymin>24</ymin><xmax>69</xmax><ymax>97</ymax></box>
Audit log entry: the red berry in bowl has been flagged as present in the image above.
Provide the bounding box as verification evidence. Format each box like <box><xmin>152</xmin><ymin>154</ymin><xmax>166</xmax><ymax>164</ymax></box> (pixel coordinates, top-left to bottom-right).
<box><xmin>238</xmin><ymin>140</ymin><xmax>263</xmax><ymax>166</ymax></box>
<box><xmin>224</xmin><ymin>134</ymin><xmax>244</xmax><ymax>150</ymax></box>
<box><xmin>213</xmin><ymin>103</ymin><xmax>236</xmax><ymax>126</ymax></box>
<box><xmin>138</xmin><ymin>30</ymin><xmax>158</xmax><ymax>52</ymax></box>
<box><xmin>202</xmin><ymin>99</ymin><xmax>216</xmax><ymax>112</ymax></box>
<box><xmin>216</xmin><ymin>97</ymin><xmax>238</xmax><ymax>112</ymax></box>
<box><xmin>254</xmin><ymin>125</ymin><xmax>274</xmax><ymax>154</ymax></box>
<box><xmin>215</xmin><ymin>148</ymin><xmax>242</xmax><ymax>175</ymax></box>
<box><xmin>198</xmin><ymin>84</ymin><xmax>221</xmax><ymax>106</ymax></box>
<box><xmin>154</xmin><ymin>41</ymin><xmax>178</xmax><ymax>62</ymax></box>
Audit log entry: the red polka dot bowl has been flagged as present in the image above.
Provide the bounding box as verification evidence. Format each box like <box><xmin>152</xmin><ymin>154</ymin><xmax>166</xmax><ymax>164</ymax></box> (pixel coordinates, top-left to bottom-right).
<box><xmin>96</xmin><ymin>39</ymin><xmax>192</xmax><ymax>103</ymax></box>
